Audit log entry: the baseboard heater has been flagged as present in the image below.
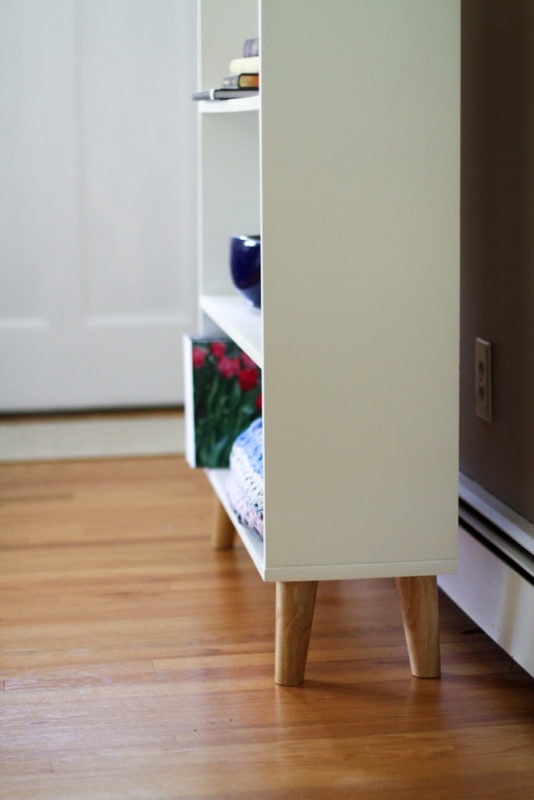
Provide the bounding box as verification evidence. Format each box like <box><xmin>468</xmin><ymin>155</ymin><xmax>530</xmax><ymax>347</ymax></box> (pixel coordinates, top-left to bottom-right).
<box><xmin>438</xmin><ymin>473</ymin><xmax>534</xmax><ymax>677</ymax></box>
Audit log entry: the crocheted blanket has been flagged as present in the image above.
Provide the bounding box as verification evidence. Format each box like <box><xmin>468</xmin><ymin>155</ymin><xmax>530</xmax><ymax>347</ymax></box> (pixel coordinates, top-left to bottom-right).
<box><xmin>226</xmin><ymin>417</ymin><xmax>264</xmax><ymax>538</ymax></box>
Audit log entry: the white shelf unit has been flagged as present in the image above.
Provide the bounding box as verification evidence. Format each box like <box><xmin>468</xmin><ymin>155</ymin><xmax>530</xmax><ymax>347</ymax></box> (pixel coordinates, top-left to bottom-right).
<box><xmin>195</xmin><ymin>0</ymin><xmax>460</xmax><ymax>585</ymax></box>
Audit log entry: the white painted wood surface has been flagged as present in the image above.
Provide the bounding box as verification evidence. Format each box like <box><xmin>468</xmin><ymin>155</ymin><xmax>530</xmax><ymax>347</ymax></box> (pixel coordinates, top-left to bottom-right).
<box><xmin>0</xmin><ymin>0</ymin><xmax>197</xmax><ymax>411</ymax></box>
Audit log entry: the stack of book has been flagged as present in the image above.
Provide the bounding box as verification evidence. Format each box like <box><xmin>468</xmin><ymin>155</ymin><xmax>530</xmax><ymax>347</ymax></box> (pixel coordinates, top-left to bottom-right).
<box><xmin>192</xmin><ymin>36</ymin><xmax>259</xmax><ymax>101</ymax></box>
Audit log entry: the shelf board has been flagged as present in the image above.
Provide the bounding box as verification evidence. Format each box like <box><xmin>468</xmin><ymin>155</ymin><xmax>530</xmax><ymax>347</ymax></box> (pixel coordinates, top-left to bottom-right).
<box><xmin>206</xmin><ymin>469</ymin><xmax>265</xmax><ymax>576</ymax></box>
<box><xmin>198</xmin><ymin>96</ymin><xmax>260</xmax><ymax>114</ymax></box>
<box><xmin>200</xmin><ymin>294</ymin><xmax>262</xmax><ymax>368</ymax></box>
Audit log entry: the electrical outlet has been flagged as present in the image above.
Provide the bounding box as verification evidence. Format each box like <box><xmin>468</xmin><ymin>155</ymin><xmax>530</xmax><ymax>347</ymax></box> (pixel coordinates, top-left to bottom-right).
<box><xmin>475</xmin><ymin>338</ymin><xmax>492</xmax><ymax>422</ymax></box>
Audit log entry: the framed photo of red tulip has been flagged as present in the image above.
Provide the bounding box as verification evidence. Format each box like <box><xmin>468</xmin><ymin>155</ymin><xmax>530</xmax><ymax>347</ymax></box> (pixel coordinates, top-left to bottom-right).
<box><xmin>183</xmin><ymin>336</ymin><xmax>262</xmax><ymax>468</ymax></box>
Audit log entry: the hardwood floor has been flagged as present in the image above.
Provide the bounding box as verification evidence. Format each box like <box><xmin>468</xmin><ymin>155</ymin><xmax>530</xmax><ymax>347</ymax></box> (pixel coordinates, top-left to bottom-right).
<box><xmin>1</xmin><ymin>457</ymin><xmax>532</xmax><ymax>799</ymax></box>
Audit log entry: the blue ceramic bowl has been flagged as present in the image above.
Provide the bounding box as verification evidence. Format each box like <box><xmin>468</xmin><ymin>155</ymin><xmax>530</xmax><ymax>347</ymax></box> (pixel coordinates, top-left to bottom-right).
<box><xmin>230</xmin><ymin>234</ymin><xmax>261</xmax><ymax>309</ymax></box>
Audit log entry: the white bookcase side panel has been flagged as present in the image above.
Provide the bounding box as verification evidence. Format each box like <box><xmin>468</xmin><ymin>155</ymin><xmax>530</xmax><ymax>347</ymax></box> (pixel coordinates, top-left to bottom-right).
<box><xmin>198</xmin><ymin>111</ymin><xmax>260</xmax><ymax>296</ymax></box>
<box><xmin>260</xmin><ymin>1</ymin><xmax>460</xmax><ymax>574</ymax></box>
<box><xmin>200</xmin><ymin>294</ymin><xmax>262</xmax><ymax>367</ymax></box>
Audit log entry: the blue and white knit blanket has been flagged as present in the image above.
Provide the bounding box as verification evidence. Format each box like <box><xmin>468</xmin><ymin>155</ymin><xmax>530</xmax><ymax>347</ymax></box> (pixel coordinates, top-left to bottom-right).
<box><xmin>226</xmin><ymin>417</ymin><xmax>264</xmax><ymax>538</ymax></box>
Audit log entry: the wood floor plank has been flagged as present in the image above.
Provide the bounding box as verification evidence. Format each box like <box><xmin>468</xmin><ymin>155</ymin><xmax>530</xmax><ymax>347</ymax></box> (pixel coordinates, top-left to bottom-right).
<box><xmin>1</xmin><ymin>456</ymin><xmax>533</xmax><ymax>799</ymax></box>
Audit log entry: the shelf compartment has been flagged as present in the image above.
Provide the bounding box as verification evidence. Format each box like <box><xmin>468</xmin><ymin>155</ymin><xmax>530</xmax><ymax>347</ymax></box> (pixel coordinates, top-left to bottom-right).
<box><xmin>200</xmin><ymin>294</ymin><xmax>262</xmax><ymax>368</ymax></box>
<box><xmin>206</xmin><ymin>468</ymin><xmax>265</xmax><ymax>576</ymax></box>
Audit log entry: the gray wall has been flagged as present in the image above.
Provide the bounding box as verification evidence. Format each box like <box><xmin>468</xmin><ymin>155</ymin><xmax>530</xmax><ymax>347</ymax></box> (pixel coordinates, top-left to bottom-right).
<box><xmin>460</xmin><ymin>0</ymin><xmax>534</xmax><ymax>521</ymax></box>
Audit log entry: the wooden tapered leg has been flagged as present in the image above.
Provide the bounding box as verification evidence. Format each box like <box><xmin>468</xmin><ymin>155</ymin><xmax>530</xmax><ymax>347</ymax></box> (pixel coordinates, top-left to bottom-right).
<box><xmin>396</xmin><ymin>575</ymin><xmax>441</xmax><ymax>678</ymax></box>
<box><xmin>275</xmin><ymin>581</ymin><xmax>319</xmax><ymax>686</ymax></box>
<box><xmin>211</xmin><ymin>496</ymin><xmax>235</xmax><ymax>550</ymax></box>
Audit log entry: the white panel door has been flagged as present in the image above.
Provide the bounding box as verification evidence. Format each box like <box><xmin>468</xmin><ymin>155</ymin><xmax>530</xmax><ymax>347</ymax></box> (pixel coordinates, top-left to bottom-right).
<box><xmin>0</xmin><ymin>0</ymin><xmax>197</xmax><ymax>411</ymax></box>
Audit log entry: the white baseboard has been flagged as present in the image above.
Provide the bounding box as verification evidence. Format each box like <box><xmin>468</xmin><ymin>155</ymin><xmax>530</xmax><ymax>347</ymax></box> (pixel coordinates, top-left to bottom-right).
<box><xmin>0</xmin><ymin>414</ymin><xmax>185</xmax><ymax>461</ymax></box>
<box><xmin>439</xmin><ymin>526</ymin><xmax>534</xmax><ymax>676</ymax></box>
